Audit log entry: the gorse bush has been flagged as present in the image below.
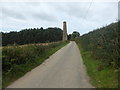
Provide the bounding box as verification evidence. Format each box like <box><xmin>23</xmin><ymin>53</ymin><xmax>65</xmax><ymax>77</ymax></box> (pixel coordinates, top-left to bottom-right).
<box><xmin>76</xmin><ymin>22</ymin><xmax>119</xmax><ymax>68</ymax></box>
<box><xmin>75</xmin><ymin>22</ymin><xmax>119</xmax><ymax>88</ymax></box>
<box><xmin>2</xmin><ymin>42</ymin><xmax>61</xmax><ymax>73</ymax></box>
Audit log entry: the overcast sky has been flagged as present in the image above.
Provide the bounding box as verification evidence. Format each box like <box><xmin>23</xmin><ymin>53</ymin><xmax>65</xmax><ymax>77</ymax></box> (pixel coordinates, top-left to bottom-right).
<box><xmin>0</xmin><ymin>0</ymin><xmax>118</xmax><ymax>35</ymax></box>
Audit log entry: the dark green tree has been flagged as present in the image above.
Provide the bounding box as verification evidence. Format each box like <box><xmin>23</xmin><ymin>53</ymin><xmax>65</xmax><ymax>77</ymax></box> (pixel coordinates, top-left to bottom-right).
<box><xmin>71</xmin><ymin>31</ymin><xmax>80</xmax><ymax>39</ymax></box>
<box><xmin>2</xmin><ymin>27</ymin><xmax>63</xmax><ymax>46</ymax></box>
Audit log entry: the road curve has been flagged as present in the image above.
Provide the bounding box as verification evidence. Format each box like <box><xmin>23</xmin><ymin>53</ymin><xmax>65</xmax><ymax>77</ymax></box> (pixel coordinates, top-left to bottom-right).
<box><xmin>7</xmin><ymin>41</ymin><xmax>93</xmax><ymax>88</ymax></box>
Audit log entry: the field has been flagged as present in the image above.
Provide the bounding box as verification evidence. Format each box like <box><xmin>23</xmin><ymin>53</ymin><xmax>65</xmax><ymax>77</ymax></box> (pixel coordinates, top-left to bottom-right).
<box><xmin>2</xmin><ymin>41</ymin><xmax>69</xmax><ymax>88</ymax></box>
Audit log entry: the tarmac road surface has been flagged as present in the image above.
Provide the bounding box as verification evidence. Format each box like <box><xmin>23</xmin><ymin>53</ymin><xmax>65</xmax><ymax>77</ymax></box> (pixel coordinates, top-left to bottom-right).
<box><xmin>7</xmin><ymin>41</ymin><xmax>93</xmax><ymax>88</ymax></box>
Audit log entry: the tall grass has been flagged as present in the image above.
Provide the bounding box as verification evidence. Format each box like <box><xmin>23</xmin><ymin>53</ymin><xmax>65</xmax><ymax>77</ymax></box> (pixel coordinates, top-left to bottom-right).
<box><xmin>2</xmin><ymin>41</ymin><xmax>69</xmax><ymax>88</ymax></box>
<box><xmin>75</xmin><ymin>39</ymin><xmax>118</xmax><ymax>88</ymax></box>
<box><xmin>78</xmin><ymin>23</ymin><xmax>119</xmax><ymax>68</ymax></box>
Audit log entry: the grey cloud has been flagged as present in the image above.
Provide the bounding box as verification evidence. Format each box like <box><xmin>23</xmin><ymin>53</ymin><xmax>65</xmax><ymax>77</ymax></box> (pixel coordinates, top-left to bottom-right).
<box><xmin>54</xmin><ymin>2</ymin><xmax>117</xmax><ymax>23</ymax></box>
<box><xmin>50</xmin><ymin>2</ymin><xmax>90</xmax><ymax>19</ymax></box>
<box><xmin>65</xmin><ymin>3</ymin><xmax>88</xmax><ymax>18</ymax></box>
<box><xmin>33</xmin><ymin>12</ymin><xmax>57</xmax><ymax>22</ymax></box>
<box><xmin>2</xmin><ymin>7</ymin><xmax>25</xmax><ymax>20</ymax></box>
<box><xmin>1</xmin><ymin>2</ymin><xmax>117</xmax><ymax>35</ymax></box>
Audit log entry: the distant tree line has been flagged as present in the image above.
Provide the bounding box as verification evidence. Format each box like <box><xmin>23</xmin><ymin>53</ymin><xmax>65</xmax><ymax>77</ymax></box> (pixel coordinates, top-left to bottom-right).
<box><xmin>76</xmin><ymin>22</ymin><xmax>119</xmax><ymax>68</ymax></box>
<box><xmin>2</xmin><ymin>27</ymin><xmax>63</xmax><ymax>46</ymax></box>
<box><xmin>68</xmin><ymin>31</ymin><xmax>80</xmax><ymax>40</ymax></box>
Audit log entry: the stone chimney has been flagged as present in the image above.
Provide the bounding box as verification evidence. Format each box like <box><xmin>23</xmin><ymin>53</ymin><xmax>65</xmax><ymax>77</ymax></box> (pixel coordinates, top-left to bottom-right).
<box><xmin>63</xmin><ymin>21</ymin><xmax>67</xmax><ymax>41</ymax></box>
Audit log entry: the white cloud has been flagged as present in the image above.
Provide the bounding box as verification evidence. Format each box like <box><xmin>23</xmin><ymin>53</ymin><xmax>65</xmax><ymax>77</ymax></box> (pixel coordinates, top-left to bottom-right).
<box><xmin>0</xmin><ymin>0</ymin><xmax>119</xmax><ymax>2</ymax></box>
<box><xmin>0</xmin><ymin>1</ymin><xmax>118</xmax><ymax>35</ymax></box>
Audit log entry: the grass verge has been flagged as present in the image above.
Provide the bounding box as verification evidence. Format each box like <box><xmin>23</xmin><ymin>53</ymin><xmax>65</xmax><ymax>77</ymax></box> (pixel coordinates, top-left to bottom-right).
<box><xmin>76</xmin><ymin>41</ymin><xmax>118</xmax><ymax>88</ymax></box>
<box><xmin>2</xmin><ymin>41</ymin><xmax>69</xmax><ymax>88</ymax></box>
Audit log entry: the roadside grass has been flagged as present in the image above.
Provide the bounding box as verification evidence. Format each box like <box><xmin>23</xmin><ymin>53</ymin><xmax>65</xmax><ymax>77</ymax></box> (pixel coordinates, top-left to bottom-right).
<box><xmin>2</xmin><ymin>41</ymin><xmax>69</xmax><ymax>88</ymax></box>
<box><xmin>76</xmin><ymin>42</ymin><xmax>118</xmax><ymax>88</ymax></box>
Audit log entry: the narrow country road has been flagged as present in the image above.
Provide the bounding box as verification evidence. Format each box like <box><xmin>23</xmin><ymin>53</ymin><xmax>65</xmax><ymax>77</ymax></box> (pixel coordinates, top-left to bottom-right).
<box><xmin>7</xmin><ymin>41</ymin><xmax>93</xmax><ymax>88</ymax></box>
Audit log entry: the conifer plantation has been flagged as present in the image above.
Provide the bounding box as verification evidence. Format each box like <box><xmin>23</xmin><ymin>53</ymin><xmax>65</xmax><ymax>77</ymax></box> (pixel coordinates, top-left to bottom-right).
<box><xmin>2</xmin><ymin>27</ymin><xmax>63</xmax><ymax>46</ymax></box>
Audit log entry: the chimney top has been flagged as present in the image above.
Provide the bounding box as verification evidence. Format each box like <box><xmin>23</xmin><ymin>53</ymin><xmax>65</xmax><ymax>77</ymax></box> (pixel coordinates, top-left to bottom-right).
<box><xmin>63</xmin><ymin>21</ymin><xmax>66</xmax><ymax>23</ymax></box>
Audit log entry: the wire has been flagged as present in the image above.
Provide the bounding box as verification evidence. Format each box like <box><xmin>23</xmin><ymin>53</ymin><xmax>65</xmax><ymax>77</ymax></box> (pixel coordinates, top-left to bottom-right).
<box><xmin>81</xmin><ymin>0</ymin><xmax>94</xmax><ymax>24</ymax></box>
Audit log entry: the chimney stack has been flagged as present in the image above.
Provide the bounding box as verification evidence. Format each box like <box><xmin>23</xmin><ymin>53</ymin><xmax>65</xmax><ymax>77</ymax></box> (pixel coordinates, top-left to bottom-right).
<box><xmin>63</xmin><ymin>21</ymin><xmax>67</xmax><ymax>41</ymax></box>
